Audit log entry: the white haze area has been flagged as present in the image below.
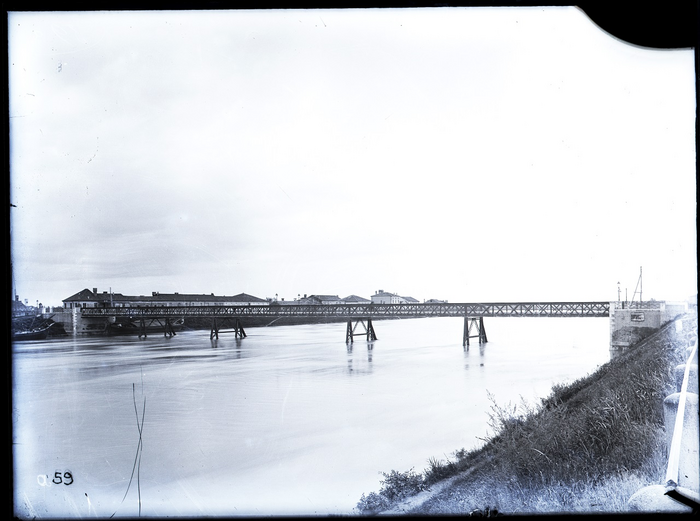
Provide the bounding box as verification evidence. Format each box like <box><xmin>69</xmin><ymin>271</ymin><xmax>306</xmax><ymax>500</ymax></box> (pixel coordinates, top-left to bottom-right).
<box><xmin>8</xmin><ymin>7</ymin><xmax>697</xmax><ymax>306</ymax></box>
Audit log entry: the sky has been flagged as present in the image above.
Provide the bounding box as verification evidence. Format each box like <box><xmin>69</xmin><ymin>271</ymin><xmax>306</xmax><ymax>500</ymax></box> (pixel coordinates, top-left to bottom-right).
<box><xmin>8</xmin><ymin>7</ymin><xmax>697</xmax><ymax>307</ymax></box>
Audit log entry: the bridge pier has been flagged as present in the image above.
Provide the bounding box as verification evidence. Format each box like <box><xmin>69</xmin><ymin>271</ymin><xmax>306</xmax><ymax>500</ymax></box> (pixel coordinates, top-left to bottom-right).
<box><xmin>463</xmin><ymin>316</ymin><xmax>487</xmax><ymax>348</ymax></box>
<box><xmin>234</xmin><ymin>319</ymin><xmax>247</xmax><ymax>339</ymax></box>
<box><xmin>610</xmin><ymin>301</ymin><xmax>689</xmax><ymax>357</ymax></box>
<box><xmin>210</xmin><ymin>317</ymin><xmax>247</xmax><ymax>339</ymax></box>
<box><xmin>138</xmin><ymin>318</ymin><xmax>147</xmax><ymax>339</ymax></box>
<box><xmin>346</xmin><ymin>318</ymin><xmax>377</xmax><ymax>343</ymax></box>
<box><xmin>164</xmin><ymin>317</ymin><xmax>176</xmax><ymax>338</ymax></box>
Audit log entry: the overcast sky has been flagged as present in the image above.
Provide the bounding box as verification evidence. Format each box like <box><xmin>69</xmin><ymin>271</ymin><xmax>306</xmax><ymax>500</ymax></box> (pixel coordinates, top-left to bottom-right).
<box><xmin>8</xmin><ymin>7</ymin><xmax>697</xmax><ymax>307</ymax></box>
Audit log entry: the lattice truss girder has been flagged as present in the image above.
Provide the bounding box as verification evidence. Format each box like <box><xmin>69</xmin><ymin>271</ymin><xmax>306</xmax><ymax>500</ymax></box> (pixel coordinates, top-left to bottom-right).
<box><xmin>82</xmin><ymin>302</ymin><xmax>610</xmax><ymax>319</ymax></box>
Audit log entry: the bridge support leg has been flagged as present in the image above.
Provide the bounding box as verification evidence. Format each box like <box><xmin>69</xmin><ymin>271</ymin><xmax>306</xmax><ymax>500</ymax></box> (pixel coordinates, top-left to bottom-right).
<box><xmin>164</xmin><ymin>317</ymin><xmax>176</xmax><ymax>338</ymax></box>
<box><xmin>366</xmin><ymin>318</ymin><xmax>377</xmax><ymax>341</ymax></box>
<box><xmin>463</xmin><ymin>317</ymin><xmax>487</xmax><ymax>348</ymax></box>
<box><xmin>139</xmin><ymin>318</ymin><xmax>147</xmax><ymax>339</ymax></box>
<box><xmin>346</xmin><ymin>319</ymin><xmax>377</xmax><ymax>343</ymax></box>
<box><xmin>234</xmin><ymin>319</ymin><xmax>247</xmax><ymax>339</ymax></box>
<box><xmin>210</xmin><ymin>318</ymin><xmax>219</xmax><ymax>339</ymax></box>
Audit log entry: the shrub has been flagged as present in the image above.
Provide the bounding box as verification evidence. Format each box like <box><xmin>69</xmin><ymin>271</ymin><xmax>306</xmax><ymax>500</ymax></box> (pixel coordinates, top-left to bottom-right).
<box><xmin>356</xmin><ymin>468</ymin><xmax>426</xmax><ymax>515</ymax></box>
<box><xmin>378</xmin><ymin>468</ymin><xmax>426</xmax><ymax>502</ymax></box>
<box><xmin>356</xmin><ymin>491</ymin><xmax>390</xmax><ymax>515</ymax></box>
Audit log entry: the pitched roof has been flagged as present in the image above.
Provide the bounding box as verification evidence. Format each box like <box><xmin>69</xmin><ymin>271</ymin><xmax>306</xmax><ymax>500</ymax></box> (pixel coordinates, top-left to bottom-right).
<box><xmin>229</xmin><ymin>293</ymin><xmax>268</xmax><ymax>303</ymax></box>
<box><xmin>343</xmin><ymin>295</ymin><xmax>371</xmax><ymax>303</ymax></box>
<box><xmin>145</xmin><ymin>292</ymin><xmax>266</xmax><ymax>303</ymax></box>
<box><xmin>63</xmin><ymin>289</ymin><xmax>266</xmax><ymax>303</ymax></box>
<box><xmin>307</xmin><ymin>295</ymin><xmax>341</xmax><ymax>301</ymax></box>
<box><xmin>63</xmin><ymin>289</ymin><xmax>95</xmax><ymax>302</ymax></box>
<box><xmin>63</xmin><ymin>289</ymin><xmax>129</xmax><ymax>302</ymax></box>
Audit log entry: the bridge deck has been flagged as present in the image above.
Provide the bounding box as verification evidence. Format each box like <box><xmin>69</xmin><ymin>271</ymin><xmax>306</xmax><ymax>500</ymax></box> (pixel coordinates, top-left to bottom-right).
<box><xmin>81</xmin><ymin>302</ymin><xmax>610</xmax><ymax>319</ymax></box>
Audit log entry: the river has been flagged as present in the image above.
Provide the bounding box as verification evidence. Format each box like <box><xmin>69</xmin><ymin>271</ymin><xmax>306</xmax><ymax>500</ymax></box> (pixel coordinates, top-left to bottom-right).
<box><xmin>12</xmin><ymin>316</ymin><xmax>610</xmax><ymax>517</ymax></box>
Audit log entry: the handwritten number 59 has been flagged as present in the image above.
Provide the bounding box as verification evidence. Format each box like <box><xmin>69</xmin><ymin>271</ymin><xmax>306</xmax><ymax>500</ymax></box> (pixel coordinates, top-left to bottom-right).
<box><xmin>53</xmin><ymin>471</ymin><xmax>73</xmax><ymax>485</ymax></box>
<box><xmin>39</xmin><ymin>471</ymin><xmax>73</xmax><ymax>486</ymax></box>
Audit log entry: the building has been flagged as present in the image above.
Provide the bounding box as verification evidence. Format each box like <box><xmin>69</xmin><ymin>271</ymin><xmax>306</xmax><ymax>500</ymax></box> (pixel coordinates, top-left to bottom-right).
<box><xmin>146</xmin><ymin>292</ymin><xmax>268</xmax><ymax>307</ymax></box>
<box><xmin>12</xmin><ymin>296</ymin><xmax>35</xmax><ymax>316</ymax></box>
<box><xmin>342</xmin><ymin>295</ymin><xmax>371</xmax><ymax>304</ymax></box>
<box><xmin>62</xmin><ymin>288</ymin><xmax>268</xmax><ymax>308</ymax></box>
<box><xmin>610</xmin><ymin>300</ymin><xmax>691</xmax><ymax>355</ymax></box>
<box><xmin>63</xmin><ymin>288</ymin><xmax>127</xmax><ymax>308</ymax></box>
<box><xmin>370</xmin><ymin>290</ymin><xmax>417</xmax><ymax>304</ymax></box>
<box><xmin>298</xmin><ymin>294</ymin><xmax>343</xmax><ymax>305</ymax></box>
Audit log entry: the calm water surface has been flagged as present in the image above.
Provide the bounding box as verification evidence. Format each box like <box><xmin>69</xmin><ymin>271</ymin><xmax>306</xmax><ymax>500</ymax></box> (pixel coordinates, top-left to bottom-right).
<box><xmin>13</xmin><ymin>317</ymin><xmax>610</xmax><ymax>517</ymax></box>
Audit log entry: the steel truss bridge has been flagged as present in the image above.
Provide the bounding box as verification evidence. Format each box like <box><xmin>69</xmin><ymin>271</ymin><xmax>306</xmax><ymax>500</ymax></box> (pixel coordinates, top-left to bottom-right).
<box><xmin>81</xmin><ymin>301</ymin><xmax>610</xmax><ymax>346</ymax></box>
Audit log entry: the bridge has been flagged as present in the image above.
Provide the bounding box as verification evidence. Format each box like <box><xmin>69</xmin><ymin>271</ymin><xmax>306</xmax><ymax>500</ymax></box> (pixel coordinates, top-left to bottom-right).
<box><xmin>80</xmin><ymin>301</ymin><xmax>611</xmax><ymax>346</ymax></box>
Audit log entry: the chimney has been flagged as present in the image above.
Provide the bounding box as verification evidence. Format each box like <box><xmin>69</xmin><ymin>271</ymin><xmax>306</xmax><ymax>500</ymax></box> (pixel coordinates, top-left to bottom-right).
<box><xmin>93</xmin><ymin>288</ymin><xmax>97</xmax><ymax>294</ymax></box>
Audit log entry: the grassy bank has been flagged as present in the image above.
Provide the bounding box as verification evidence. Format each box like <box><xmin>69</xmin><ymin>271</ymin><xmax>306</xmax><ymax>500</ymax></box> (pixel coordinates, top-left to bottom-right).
<box><xmin>356</xmin><ymin>312</ymin><xmax>696</xmax><ymax>515</ymax></box>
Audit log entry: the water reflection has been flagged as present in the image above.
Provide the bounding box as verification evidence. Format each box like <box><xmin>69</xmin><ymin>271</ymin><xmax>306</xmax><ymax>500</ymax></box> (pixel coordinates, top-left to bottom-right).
<box><xmin>462</xmin><ymin>343</ymin><xmax>487</xmax><ymax>355</ymax></box>
<box><xmin>210</xmin><ymin>336</ymin><xmax>245</xmax><ymax>358</ymax></box>
<box><xmin>463</xmin><ymin>341</ymin><xmax>487</xmax><ymax>371</ymax></box>
<box><xmin>346</xmin><ymin>341</ymin><xmax>374</xmax><ymax>375</ymax></box>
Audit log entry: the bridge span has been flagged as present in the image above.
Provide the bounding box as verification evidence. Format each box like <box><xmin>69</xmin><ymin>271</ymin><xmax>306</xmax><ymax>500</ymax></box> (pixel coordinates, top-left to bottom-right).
<box><xmin>80</xmin><ymin>301</ymin><xmax>610</xmax><ymax>346</ymax></box>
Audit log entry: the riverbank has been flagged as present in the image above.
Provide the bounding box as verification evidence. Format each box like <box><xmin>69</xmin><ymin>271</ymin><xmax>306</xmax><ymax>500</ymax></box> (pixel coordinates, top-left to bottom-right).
<box><xmin>11</xmin><ymin>314</ymin><xmax>68</xmax><ymax>339</ymax></box>
<box><xmin>356</xmin><ymin>312</ymin><xmax>697</xmax><ymax>515</ymax></box>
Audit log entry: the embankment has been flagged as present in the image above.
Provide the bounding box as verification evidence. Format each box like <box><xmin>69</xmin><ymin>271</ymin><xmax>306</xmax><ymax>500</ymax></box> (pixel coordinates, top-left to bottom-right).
<box><xmin>356</xmin><ymin>312</ymin><xmax>697</xmax><ymax>515</ymax></box>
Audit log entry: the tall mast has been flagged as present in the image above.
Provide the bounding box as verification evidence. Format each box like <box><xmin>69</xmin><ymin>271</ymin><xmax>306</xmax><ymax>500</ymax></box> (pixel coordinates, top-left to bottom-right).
<box><xmin>632</xmin><ymin>266</ymin><xmax>643</xmax><ymax>303</ymax></box>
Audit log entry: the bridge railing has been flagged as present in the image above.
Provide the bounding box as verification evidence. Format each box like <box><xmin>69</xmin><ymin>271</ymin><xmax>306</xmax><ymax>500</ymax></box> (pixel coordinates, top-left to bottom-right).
<box><xmin>612</xmin><ymin>300</ymin><xmax>663</xmax><ymax>310</ymax></box>
<box><xmin>663</xmin><ymin>338</ymin><xmax>699</xmax><ymax>496</ymax></box>
<box><xmin>628</xmin><ymin>319</ymin><xmax>699</xmax><ymax>512</ymax></box>
<box><xmin>79</xmin><ymin>301</ymin><xmax>610</xmax><ymax>319</ymax></box>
